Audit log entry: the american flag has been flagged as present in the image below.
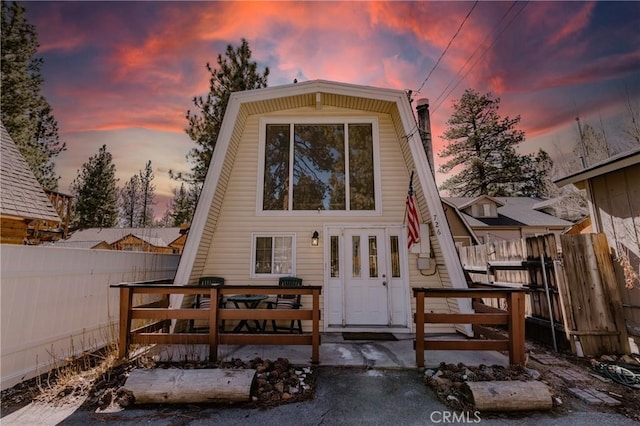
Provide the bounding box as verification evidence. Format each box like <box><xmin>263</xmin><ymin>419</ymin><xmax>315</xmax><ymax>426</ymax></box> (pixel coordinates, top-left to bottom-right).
<box><xmin>406</xmin><ymin>171</ymin><xmax>420</xmax><ymax>249</ymax></box>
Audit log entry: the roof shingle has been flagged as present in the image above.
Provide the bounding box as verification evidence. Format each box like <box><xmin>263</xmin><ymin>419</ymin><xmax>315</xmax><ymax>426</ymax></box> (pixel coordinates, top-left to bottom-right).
<box><xmin>0</xmin><ymin>123</ymin><xmax>61</xmax><ymax>222</ymax></box>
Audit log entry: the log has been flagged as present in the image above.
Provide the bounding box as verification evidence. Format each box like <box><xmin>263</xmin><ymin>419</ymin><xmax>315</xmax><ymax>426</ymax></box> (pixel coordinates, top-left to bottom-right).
<box><xmin>123</xmin><ymin>368</ymin><xmax>256</xmax><ymax>404</ymax></box>
<box><xmin>463</xmin><ymin>381</ymin><xmax>552</xmax><ymax>411</ymax></box>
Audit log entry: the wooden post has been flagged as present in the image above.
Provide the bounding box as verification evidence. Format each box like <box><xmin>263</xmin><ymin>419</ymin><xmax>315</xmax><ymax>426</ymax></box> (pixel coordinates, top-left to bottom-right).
<box><xmin>312</xmin><ymin>289</ymin><xmax>320</xmax><ymax>364</ymax></box>
<box><xmin>415</xmin><ymin>290</ymin><xmax>425</xmax><ymax>367</ymax></box>
<box><xmin>508</xmin><ymin>291</ymin><xmax>526</xmax><ymax>365</ymax></box>
<box><xmin>118</xmin><ymin>287</ymin><xmax>133</xmax><ymax>359</ymax></box>
<box><xmin>208</xmin><ymin>286</ymin><xmax>219</xmax><ymax>362</ymax></box>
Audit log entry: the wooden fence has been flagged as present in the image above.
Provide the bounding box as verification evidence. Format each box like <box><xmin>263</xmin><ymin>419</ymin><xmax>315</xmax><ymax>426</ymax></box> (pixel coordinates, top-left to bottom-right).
<box><xmin>111</xmin><ymin>282</ymin><xmax>322</xmax><ymax>363</ymax></box>
<box><xmin>413</xmin><ymin>288</ymin><xmax>526</xmax><ymax>367</ymax></box>
<box><xmin>459</xmin><ymin>233</ymin><xmax>630</xmax><ymax>356</ymax></box>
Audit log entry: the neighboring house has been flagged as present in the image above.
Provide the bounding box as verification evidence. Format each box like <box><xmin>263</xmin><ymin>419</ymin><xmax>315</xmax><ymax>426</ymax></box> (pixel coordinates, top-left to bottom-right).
<box><xmin>555</xmin><ymin>146</ymin><xmax>640</xmax><ymax>343</ymax></box>
<box><xmin>441</xmin><ymin>199</ymin><xmax>479</xmax><ymax>249</ymax></box>
<box><xmin>0</xmin><ymin>123</ymin><xmax>62</xmax><ymax>244</ymax></box>
<box><xmin>442</xmin><ymin>196</ymin><xmax>573</xmax><ymax>244</ymax></box>
<box><xmin>173</xmin><ymin>80</ymin><xmax>472</xmax><ymax>335</ymax></box>
<box><xmin>58</xmin><ymin>227</ymin><xmax>186</xmax><ymax>254</ymax></box>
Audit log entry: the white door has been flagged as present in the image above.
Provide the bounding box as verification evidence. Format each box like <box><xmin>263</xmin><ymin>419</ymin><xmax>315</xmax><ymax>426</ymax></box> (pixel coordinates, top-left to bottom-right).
<box><xmin>344</xmin><ymin>228</ymin><xmax>389</xmax><ymax>325</ymax></box>
<box><xmin>326</xmin><ymin>226</ymin><xmax>409</xmax><ymax>329</ymax></box>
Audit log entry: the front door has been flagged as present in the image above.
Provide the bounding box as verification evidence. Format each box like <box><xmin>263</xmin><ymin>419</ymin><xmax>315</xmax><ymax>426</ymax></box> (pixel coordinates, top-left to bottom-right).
<box><xmin>326</xmin><ymin>226</ymin><xmax>409</xmax><ymax>330</ymax></box>
<box><xmin>344</xmin><ymin>228</ymin><xmax>389</xmax><ymax>325</ymax></box>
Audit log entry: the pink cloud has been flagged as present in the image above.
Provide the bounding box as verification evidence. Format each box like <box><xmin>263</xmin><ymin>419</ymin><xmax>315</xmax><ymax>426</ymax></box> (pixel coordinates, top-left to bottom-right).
<box><xmin>546</xmin><ymin>2</ymin><xmax>596</xmax><ymax>46</ymax></box>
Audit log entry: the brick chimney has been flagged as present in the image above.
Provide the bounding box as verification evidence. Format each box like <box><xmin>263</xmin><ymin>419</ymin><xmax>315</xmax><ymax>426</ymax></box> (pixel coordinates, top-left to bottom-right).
<box><xmin>416</xmin><ymin>98</ymin><xmax>434</xmax><ymax>174</ymax></box>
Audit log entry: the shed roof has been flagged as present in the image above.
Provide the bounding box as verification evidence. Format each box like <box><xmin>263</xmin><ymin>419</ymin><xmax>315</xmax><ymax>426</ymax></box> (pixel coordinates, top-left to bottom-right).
<box><xmin>554</xmin><ymin>146</ymin><xmax>640</xmax><ymax>187</ymax></box>
<box><xmin>0</xmin><ymin>123</ymin><xmax>61</xmax><ymax>222</ymax></box>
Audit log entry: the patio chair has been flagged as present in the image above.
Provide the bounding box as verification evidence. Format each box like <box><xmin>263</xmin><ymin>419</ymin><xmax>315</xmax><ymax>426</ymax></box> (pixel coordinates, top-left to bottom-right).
<box><xmin>264</xmin><ymin>276</ymin><xmax>303</xmax><ymax>333</ymax></box>
<box><xmin>189</xmin><ymin>276</ymin><xmax>225</xmax><ymax>332</ymax></box>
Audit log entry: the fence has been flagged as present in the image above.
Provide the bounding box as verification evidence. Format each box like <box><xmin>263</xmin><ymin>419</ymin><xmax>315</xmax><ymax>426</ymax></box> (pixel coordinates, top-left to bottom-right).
<box><xmin>112</xmin><ymin>283</ymin><xmax>323</xmax><ymax>364</ymax></box>
<box><xmin>413</xmin><ymin>287</ymin><xmax>526</xmax><ymax>367</ymax></box>
<box><xmin>459</xmin><ymin>233</ymin><xmax>630</xmax><ymax>356</ymax></box>
<box><xmin>0</xmin><ymin>245</ymin><xmax>179</xmax><ymax>390</ymax></box>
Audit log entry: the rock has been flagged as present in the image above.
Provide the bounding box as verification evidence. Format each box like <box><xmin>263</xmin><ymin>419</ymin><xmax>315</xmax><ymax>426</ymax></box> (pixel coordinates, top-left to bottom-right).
<box><xmin>446</xmin><ymin>394</ymin><xmax>459</xmax><ymax>402</ymax></box>
<box><xmin>600</xmin><ymin>355</ymin><xmax>617</xmax><ymax>363</ymax></box>
<box><xmin>620</xmin><ymin>355</ymin><xmax>640</xmax><ymax>366</ymax></box>
<box><xmin>282</xmin><ymin>393</ymin><xmax>291</xmax><ymax>400</ymax></box>
<box><xmin>553</xmin><ymin>397</ymin><xmax>563</xmax><ymax>406</ymax></box>
<box><xmin>425</xmin><ymin>369</ymin><xmax>436</xmax><ymax>377</ymax></box>
<box><xmin>433</xmin><ymin>377</ymin><xmax>452</xmax><ymax>392</ymax></box>
<box><xmin>525</xmin><ymin>368</ymin><xmax>541</xmax><ymax>380</ymax></box>
<box><xmin>274</xmin><ymin>382</ymin><xmax>284</xmax><ymax>393</ymax></box>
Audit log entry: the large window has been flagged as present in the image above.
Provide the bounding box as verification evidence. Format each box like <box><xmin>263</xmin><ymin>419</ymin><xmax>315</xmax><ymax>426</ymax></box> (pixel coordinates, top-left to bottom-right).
<box><xmin>262</xmin><ymin>120</ymin><xmax>376</xmax><ymax>212</ymax></box>
<box><xmin>251</xmin><ymin>234</ymin><xmax>295</xmax><ymax>277</ymax></box>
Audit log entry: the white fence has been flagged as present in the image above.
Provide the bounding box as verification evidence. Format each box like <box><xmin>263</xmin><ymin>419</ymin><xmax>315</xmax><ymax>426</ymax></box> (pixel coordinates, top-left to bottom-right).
<box><xmin>0</xmin><ymin>245</ymin><xmax>180</xmax><ymax>390</ymax></box>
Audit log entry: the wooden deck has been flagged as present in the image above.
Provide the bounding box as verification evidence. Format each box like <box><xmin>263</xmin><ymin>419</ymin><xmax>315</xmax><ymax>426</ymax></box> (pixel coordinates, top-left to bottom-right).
<box><xmin>111</xmin><ymin>281</ymin><xmax>322</xmax><ymax>363</ymax></box>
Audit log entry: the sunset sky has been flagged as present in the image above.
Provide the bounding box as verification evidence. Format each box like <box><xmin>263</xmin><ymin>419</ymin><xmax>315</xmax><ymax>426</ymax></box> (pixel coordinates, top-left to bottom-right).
<box><xmin>24</xmin><ymin>1</ymin><xmax>640</xmax><ymax>217</ymax></box>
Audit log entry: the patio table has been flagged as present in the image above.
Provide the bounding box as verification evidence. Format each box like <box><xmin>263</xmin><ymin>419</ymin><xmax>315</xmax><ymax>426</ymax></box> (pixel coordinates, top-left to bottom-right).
<box><xmin>226</xmin><ymin>294</ymin><xmax>268</xmax><ymax>332</ymax></box>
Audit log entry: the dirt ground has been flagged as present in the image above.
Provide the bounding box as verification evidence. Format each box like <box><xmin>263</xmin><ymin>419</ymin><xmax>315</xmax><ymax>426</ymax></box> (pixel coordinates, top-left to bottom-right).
<box><xmin>424</xmin><ymin>341</ymin><xmax>640</xmax><ymax>422</ymax></box>
<box><xmin>2</xmin><ymin>342</ymin><xmax>639</xmax><ymax>421</ymax></box>
<box><xmin>1</xmin><ymin>355</ymin><xmax>316</xmax><ymax>417</ymax></box>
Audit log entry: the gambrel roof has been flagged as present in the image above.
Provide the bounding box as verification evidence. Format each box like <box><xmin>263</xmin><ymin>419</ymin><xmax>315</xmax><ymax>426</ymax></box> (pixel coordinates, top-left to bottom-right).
<box><xmin>0</xmin><ymin>123</ymin><xmax>61</xmax><ymax>223</ymax></box>
<box><xmin>174</xmin><ymin>80</ymin><xmax>468</xmax><ymax>292</ymax></box>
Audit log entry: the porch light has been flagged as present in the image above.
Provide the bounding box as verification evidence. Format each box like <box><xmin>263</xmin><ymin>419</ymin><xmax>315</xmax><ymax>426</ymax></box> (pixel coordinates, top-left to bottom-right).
<box><xmin>311</xmin><ymin>231</ymin><xmax>319</xmax><ymax>246</ymax></box>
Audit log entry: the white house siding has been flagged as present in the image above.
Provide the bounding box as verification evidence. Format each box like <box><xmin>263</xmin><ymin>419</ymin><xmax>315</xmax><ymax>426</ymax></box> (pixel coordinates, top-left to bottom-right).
<box><xmin>196</xmin><ymin>105</ymin><xmax>456</xmax><ymax>332</ymax></box>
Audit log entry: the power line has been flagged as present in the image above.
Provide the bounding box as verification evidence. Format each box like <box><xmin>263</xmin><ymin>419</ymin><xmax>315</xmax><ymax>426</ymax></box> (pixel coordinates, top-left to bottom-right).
<box><xmin>432</xmin><ymin>1</ymin><xmax>529</xmax><ymax>113</ymax></box>
<box><xmin>431</xmin><ymin>1</ymin><xmax>520</xmax><ymax>109</ymax></box>
<box><xmin>413</xmin><ymin>1</ymin><xmax>479</xmax><ymax>98</ymax></box>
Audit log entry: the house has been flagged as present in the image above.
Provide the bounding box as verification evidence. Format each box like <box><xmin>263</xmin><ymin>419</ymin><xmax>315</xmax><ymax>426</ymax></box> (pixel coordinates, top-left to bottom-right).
<box><xmin>58</xmin><ymin>227</ymin><xmax>186</xmax><ymax>254</ymax></box>
<box><xmin>442</xmin><ymin>196</ymin><xmax>573</xmax><ymax>244</ymax></box>
<box><xmin>555</xmin><ymin>146</ymin><xmax>640</xmax><ymax>346</ymax></box>
<box><xmin>0</xmin><ymin>123</ymin><xmax>62</xmax><ymax>244</ymax></box>
<box><xmin>173</xmin><ymin>80</ymin><xmax>472</xmax><ymax>334</ymax></box>
<box><xmin>441</xmin><ymin>199</ymin><xmax>479</xmax><ymax>249</ymax></box>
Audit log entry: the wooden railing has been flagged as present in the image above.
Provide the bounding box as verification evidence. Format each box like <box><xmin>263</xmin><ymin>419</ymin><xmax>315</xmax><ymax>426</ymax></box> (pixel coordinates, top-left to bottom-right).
<box><xmin>111</xmin><ymin>282</ymin><xmax>322</xmax><ymax>363</ymax></box>
<box><xmin>413</xmin><ymin>288</ymin><xmax>526</xmax><ymax>367</ymax></box>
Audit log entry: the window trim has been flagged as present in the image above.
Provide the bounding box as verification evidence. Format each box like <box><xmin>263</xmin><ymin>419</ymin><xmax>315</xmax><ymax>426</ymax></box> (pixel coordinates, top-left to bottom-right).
<box><xmin>250</xmin><ymin>232</ymin><xmax>296</xmax><ymax>278</ymax></box>
<box><xmin>256</xmin><ymin>117</ymin><xmax>381</xmax><ymax>216</ymax></box>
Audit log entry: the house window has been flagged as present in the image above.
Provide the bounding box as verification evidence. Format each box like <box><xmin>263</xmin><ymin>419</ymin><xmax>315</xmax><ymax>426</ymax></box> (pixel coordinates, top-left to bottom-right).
<box><xmin>390</xmin><ymin>236</ymin><xmax>400</xmax><ymax>278</ymax></box>
<box><xmin>252</xmin><ymin>234</ymin><xmax>295</xmax><ymax>277</ymax></box>
<box><xmin>330</xmin><ymin>235</ymin><xmax>340</xmax><ymax>278</ymax></box>
<box><xmin>261</xmin><ymin>120</ymin><xmax>376</xmax><ymax>212</ymax></box>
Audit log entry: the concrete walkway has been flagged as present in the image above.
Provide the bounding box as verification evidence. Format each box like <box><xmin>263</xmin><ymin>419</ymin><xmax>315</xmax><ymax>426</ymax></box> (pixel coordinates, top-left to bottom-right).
<box><xmin>152</xmin><ymin>332</ymin><xmax>510</xmax><ymax>369</ymax></box>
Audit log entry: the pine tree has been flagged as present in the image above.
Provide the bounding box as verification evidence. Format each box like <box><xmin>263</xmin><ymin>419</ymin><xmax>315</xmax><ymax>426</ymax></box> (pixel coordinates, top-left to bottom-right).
<box><xmin>1</xmin><ymin>1</ymin><xmax>65</xmax><ymax>191</ymax></box>
<box><xmin>168</xmin><ymin>183</ymin><xmax>198</xmax><ymax>226</ymax></box>
<box><xmin>438</xmin><ymin>89</ymin><xmax>551</xmax><ymax>197</ymax></box>
<box><xmin>138</xmin><ymin>160</ymin><xmax>155</xmax><ymax>227</ymax></box>
<box><xmin>181</xmin><ymin>39</ymin><xmax>269</xmax><ymax>186</ymax></box>
<box><xmin>119</xmin><ymin>175</ymin><xmax>140</xmax><ymax>227</ymax></box>
<box><xmin>70</xmin><ymin>145</ymin><xmax>118</xmax><ymax>229</ymax></box>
